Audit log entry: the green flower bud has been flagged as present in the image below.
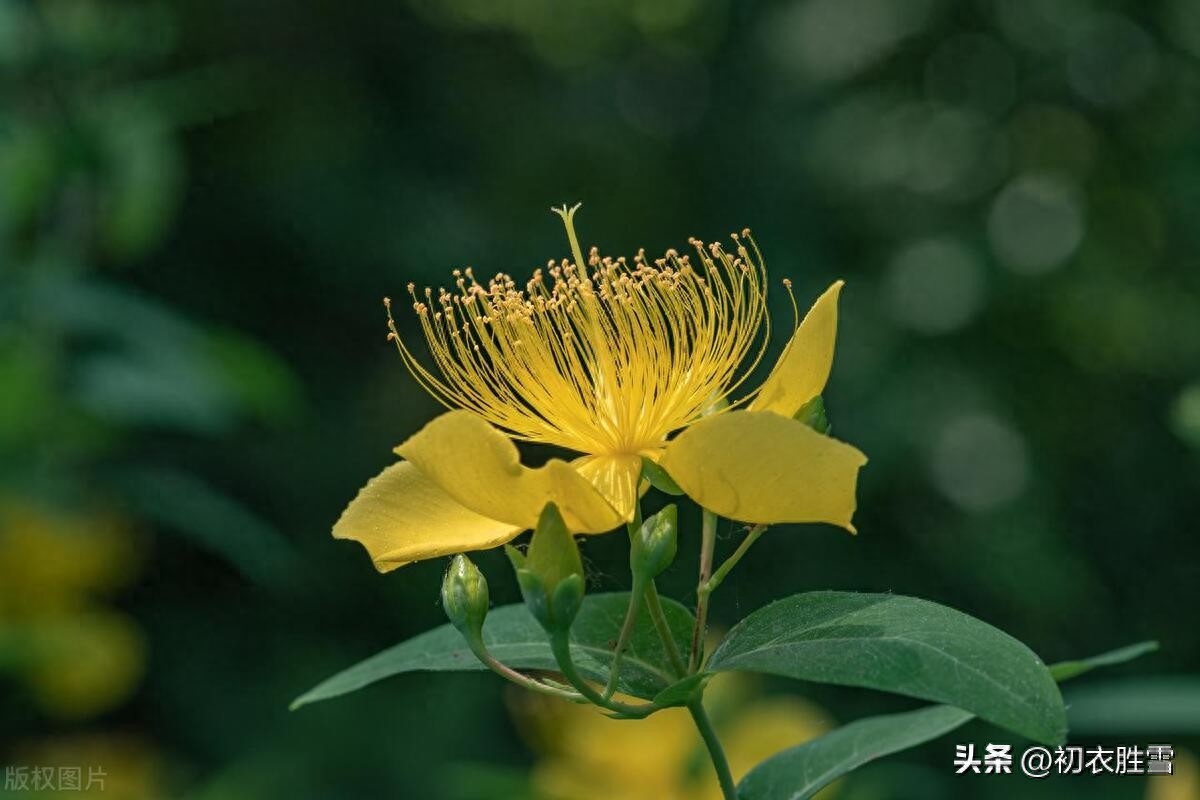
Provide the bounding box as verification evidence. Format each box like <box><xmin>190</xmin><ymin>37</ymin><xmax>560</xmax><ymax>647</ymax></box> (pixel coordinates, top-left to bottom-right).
<box><xmin>794</xmin><ymin>395</ymin><xmax>830</xmax><ymax>434</ymax></box>
<box><xmin>550</xmin><ymin>573</ymin><xmax>585</xmax><ymax>628</ymax></box>
<box><xmin>512</xmin><ymin>503</ymin><xmax>585</xmax><ymax>632</ymax></box>
<box><xmin>441</xmin><ymin>554</ymin><xmax>490</xmax><ymax>645</ymax></box>
<box><xmin>527</xmin><ymin>503</ymin><xmax>584</xmax><ymax>594</ymax></box>
<box><xmin>631</xmin><ymin>504</ymin><xmax>678</xmax><ymax>581</ymax></box>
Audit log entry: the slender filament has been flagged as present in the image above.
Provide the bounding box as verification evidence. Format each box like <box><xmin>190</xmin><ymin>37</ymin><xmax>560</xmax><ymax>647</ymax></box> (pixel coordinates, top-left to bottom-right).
<box><xmin>387</xmin><ymin>205</ymin><xmax>773</xmax><ymax>457</ymax></box>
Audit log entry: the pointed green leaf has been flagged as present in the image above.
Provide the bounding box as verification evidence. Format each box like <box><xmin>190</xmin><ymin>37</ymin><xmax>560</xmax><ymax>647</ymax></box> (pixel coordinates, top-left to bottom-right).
<box><xmin>292</xmin><ymin>593</ymin><xmax>692</xmax><ymax>710</ymax></box>
<box><xmin>1048</xmin><ymin>641</ymin><xmax>1158</xmax><ymax>681</ymax></box>
<box><xmin>706</xmin><ymin>592</ymin><xmax>1066</xmax><ymax>744</ymax></box>
<box><xmin>1065</xmin><ymin>677</ymin><xmax>1200</xmax><ymax>735</ymax></box>
<box><xmin>738</xmin><ymin>705</ymin><xmax>973</xmax><ymax>800</ymax></box>
<box><xmin>737</xmin><ymin>638</ymin><xmax>1157</xmax><ymax>799</ymax></box>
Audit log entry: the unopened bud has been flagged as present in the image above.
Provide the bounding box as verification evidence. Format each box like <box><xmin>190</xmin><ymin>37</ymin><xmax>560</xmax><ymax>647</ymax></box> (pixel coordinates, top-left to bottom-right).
<box><xmin>442</xmin><ymin>554</ymin><xmax>489</xmax><ymax>644</ymax></box>
<box><xmin>511</xmin><ymin>503</ymin><xmax>585</xmax><ymax>632</ymax></box>
<box><xmin>631</xmin><ymin>504</ymin><xmax>678</xmax><ymax>581</ymax></box>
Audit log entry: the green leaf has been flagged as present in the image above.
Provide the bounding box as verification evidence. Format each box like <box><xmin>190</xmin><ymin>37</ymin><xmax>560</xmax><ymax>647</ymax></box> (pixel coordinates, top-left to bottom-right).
<box><xmin>640</xmin><ymin>457</ymin><xmax>684</xmax><ymax>496</ymax></box>
<box><xmin>737</xmin><ymin>639</ymin><xmax>1157</xmax><ymax>799</ymax></box>
<box><xmin>706</xmin><ymin>592</ymin><xmax>1066</xmax><ymax>745</ymax></box>
<box><xmin>653</xmin><ymin>674</ymin><xmax>709</xmax><ymax>708</ymax></box>
<box><xmin>113</xmin><ymin>466</ymin><xmax>298</xmax><ymax>590</ymax></box>
<box><xmin>292</xmin><ymin>593</ymin><xmax>692</xmax><ymax>710</ymax></box>
<box><xmin>738</xmin><ymin>705</ymin><xmax>973</xmax><ymax>800</ymax></box>
<box><xmin>1048</xmin><ymin>640</ymin><xmax>1158</xmax><ymax>681</ymax></box>
<box><xmin>793</xmin><ymin>395</ymin><xmax>830</xmax><ymax>434</ymax></box>
<box><xmin>1065</xmin><ymin>677</ymin><xmax>1200</xmax><ymax>735</ymax></box>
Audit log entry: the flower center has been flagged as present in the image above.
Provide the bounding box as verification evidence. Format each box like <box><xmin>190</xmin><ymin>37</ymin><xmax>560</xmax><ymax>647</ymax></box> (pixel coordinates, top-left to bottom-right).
<box><xmin>388</xmin><ymin>205</ymin><xmax>771</xmax><ymax>456</ymax></box>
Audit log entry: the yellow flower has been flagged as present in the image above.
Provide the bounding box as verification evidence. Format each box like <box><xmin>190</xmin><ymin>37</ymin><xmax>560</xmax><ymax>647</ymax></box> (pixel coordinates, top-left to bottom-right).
<box><xmin>0</xmin><ymin>499</ymin><xmax>137</xmax><ymax>616</ymax></box>
<box><xmin>0</xmin><ymin>499</ymin><xmax>146</xmax><ymax>719</ymax></box>
<box><xmin>512</xmin><ymin>672</ymin><xmax>833</xmax><ymax>800</ymax></box>
<box><xmin>24</xmin><ymin>610</ymin><xmax>146</xmax><ymax>719</ymax></box>
<box><xmin>1146</xmin><ymin>747</ymin><xmax>1200</xmax><ymax>800</ymax></box>
<box><xmin>336</xmin><ymin>205</ymin><xmax>867</xmax><ymax>570</ymax></box>
<box><xmin>12</xmin><ymin>734</ymin><xmax>165</xmax><ymax>800</ymax></box>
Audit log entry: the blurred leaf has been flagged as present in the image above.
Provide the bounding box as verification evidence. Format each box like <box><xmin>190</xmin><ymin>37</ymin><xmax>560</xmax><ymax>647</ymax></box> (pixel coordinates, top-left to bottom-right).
<box><xmin>95</xmin><ymin>109</ymin><xmax>184</xmax><ymax>260</ymax></box>
<box><xmin>1065</xmin><ymin>677</ymin><xmax>1200</xmax><ymax>735</ymax></box>
<box><xmin>706</xmin><ymin>592</ymin><xmax>1066</xmax><ymax>745</ymax></box>
<box><xmin>737</xmin><ymin>639</ymin><xmax>1159</xmax><ymax>799</ymax></box>
<box><xmin>114</xmin><ymin>467</ymin><xmax>298</xmax><ymax>589</ymax></box>
<box><xmin>292</xmin><ymin>593</ymin><xmax>694</xmax><ymax>709</ymax></box>
<box><xmin>42</xmin><ymin>280</ymin><xmax>298</xmax><ymax>432</ymax></box>
<box><xmin>75</xmin><ymin>352</ymin><xmax>235</xmax><ymax>433</ymax></box>
<box><xmin>1048</xmin><ymin>640</ymin><xmax>1159</xmax><ymax>681</ymax></box>
<box><xmin>204</xmin><ymin>330</ymin><xmax>302</xmax><ymax>423</ymax></box>
<box><xmin>738</xmin><ymin>705</ymin><xmax>974</xmax><ymax>800</ymax></box>
<box><xmin>0</xmin><ymin>124</ymin><xmax>59</xmax><ymax>234</ymax></box>
<box><xmin>0</xmin><ymin>343</ymin><xmax>52</xmax><ymax>444</ymax></box>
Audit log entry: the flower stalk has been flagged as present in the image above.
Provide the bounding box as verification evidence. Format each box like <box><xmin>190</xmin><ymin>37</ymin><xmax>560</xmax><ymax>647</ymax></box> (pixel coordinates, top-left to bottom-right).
<box><xmin>688</xmin><ymin>699</ymin><xmax>738</xmax><ymax>800</ymax></box>
<box><xmin>549</xmin><ymin>631</ymin><xmax>657</xmax><ymax>719</ymax></box>
<box><xmin>644</xmin><ymin>580</ymin><xmax>687</xmax><ymax>677</ymax></box>
<box><xmin>703</xmin><ymin>524</ymin><xmax>767</xmax><ymax>596</ymax></box>
<box><xmin>602</xmin><ymin>578</ymin><xmax>644</xmax><ymax>701</ymax></box>
<box><xmin>689</xmin><ymin>508</ymin><xmax>719</xmax><ymax>673</ymax></box>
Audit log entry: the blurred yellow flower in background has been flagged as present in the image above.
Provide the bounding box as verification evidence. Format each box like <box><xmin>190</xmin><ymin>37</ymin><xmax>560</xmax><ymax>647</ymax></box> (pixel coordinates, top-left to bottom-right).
<box><xmin>1146</xmin><ymin>748</ymin><xmax>1200</xmax><ymax>800</ymax></box>
<box><xmin>0</xmin><ymin>498</ymin><xmax>145</xmax><ymax>719</ymax></box>
<box><xmin>10</xmin><ymin>734</ymin><xmax>166</xmax><ymax>800</ymax></box>
<box><xmin>336</xmin><ymin>206</ymin><xmax>866</xmax><ymax>570</ymax></box>
<box><xmin>0</xmin><ymin>500</ymin><xmax>137</xmax><ymax>616</ymax></box>
<box><xmin>511</xmin><ymin>673</ymin><xmax>833</xmax><ymax>800</ymax></box>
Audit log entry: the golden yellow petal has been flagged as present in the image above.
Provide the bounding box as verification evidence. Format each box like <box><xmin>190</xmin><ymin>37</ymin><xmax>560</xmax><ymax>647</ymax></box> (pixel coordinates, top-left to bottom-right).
<box><xmin>658</xmin><ymin>410</ymin><xmax>866</xmax><ymax>530</ymax></box>
<box><xmin>571</xmin><ymin>454</ymin><xmax>643</xmax><ymax>527</ymax></box>
<box><xmin>333</xmin><ymin>461</ymin><xmax>521</xmax><ymax>572</ymax></box>
<box><xmin>751</xmin><ymin>280</ymin><xmax>843</xmax><ymax>418</ymax></box>
<box><xmin>395</xmin><ymin>410</ymin><xmax>627</xmax><ymax>533</ymax></box>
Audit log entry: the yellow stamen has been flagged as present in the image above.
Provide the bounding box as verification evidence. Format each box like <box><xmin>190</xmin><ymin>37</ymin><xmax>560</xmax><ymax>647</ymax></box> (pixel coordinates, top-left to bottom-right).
<box><xmin>387</xmin><ymin>206</ymin><xmax>772</xmax><ymax>457</ymax></box>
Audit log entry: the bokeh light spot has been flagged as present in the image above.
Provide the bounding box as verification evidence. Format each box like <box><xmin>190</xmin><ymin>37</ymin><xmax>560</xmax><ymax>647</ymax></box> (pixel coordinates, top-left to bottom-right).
<box><xmin>1067</xmin><ymin>14</ymin><xmax>1159</xmax><ymax>109</ymax></box>
<box><xmin>987</xmin><ymin>174</ymin><xmax>1084</xmax><ymax>274</ymax></box>
<box><xmin>1170</xmin><ymin>383</ymin><xmax>1200</xmax><ymax>450</ymax></box>
<box><xmin>884</xmin><ymin>237</ymin><xmax>986</xmax><ymax>334</ymax></box>
<box><xmin>931</xmin><ymin>414</ymin><xmax>1030</xmax><ymax>512</ymax></box>
<box><xmin>764</xmin><ymin>0</ymin><xmax>935</xmax><ymax>85</ymax></box>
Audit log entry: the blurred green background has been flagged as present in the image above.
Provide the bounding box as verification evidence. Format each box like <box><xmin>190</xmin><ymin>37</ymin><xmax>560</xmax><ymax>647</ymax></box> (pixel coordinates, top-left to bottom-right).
<box><xmin>2</xmin><ymin>0</ymin><xmax>1199</xmax><ymax>797</ymax></box>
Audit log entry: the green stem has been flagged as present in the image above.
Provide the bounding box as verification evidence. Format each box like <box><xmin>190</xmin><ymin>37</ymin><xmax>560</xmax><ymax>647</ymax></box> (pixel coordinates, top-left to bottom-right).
<box><xmin>468</xmin><ymin>642</ymin><xmax>584</xmax><ymax>702</ymax></box>
<box><xmin>602</xmin><ymin>576</ymin><xmax>645</xmax><ymax>700</ymax></box>
<box><xmin>703</xmin><ymin>525</ymin><xmax>766</xmax><ymax>595</ymax></box>
<box><xmin>689</xmin><ymin>508</ymin><xmax>718</xmax><ymax>673</ymax></box>
<box><xmin>550</xmin><ymin>632</ymin><xmax>656</xmax><ymax>718</ymax></box>
<box><xmin>688</xmin><ymin>699</ymin><xmax>737</xmax><ymax>800</ymax></box>
<box><xmin>644</xmin><ymin>580</ymin><xmax>687</xmax><ymax>677</ymax></box>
